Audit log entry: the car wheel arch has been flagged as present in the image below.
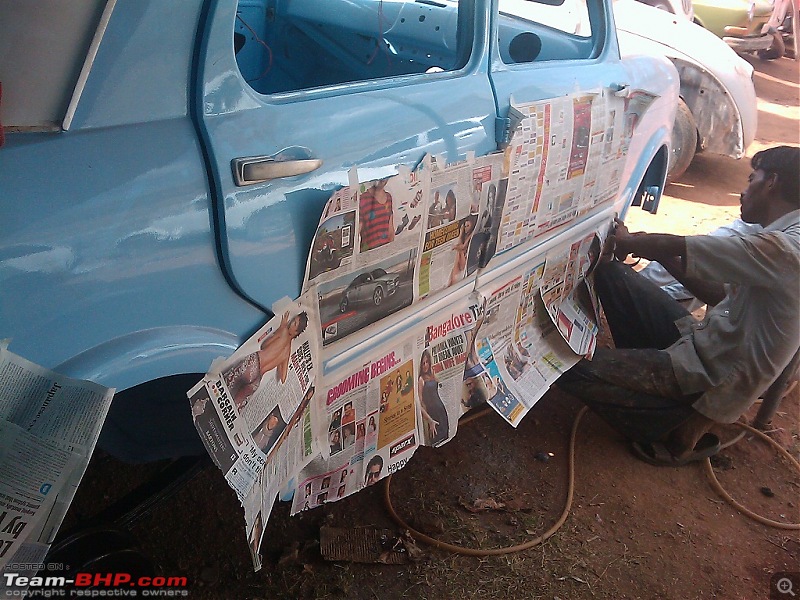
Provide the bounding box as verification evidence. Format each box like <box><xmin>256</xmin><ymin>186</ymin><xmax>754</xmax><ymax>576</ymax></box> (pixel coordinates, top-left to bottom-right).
<box><xmin>671</xmin><ymin>58</ymin><xmax>745</xmax><ymax>159</ymax></box>
<box><xmin>52</xmin><ymin>326</ymin><xmax>245</xmax><ymax>395</ymax></box>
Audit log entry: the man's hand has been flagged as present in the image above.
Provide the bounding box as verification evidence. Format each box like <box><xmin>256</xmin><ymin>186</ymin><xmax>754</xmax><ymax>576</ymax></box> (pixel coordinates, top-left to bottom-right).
<box><xmin>610</xmin><ymin>218</ymin><xmax>686</xmax><ymax>264</ymax></box>
<box><xmin>605</xmin><ymin>218</ymin><xmax>640</xmax><ymax>262</ymax></box>
<box><xmin>611</xmin><ymin>218</ymin><xmax>634</xmax><ymax>261</ymax></box>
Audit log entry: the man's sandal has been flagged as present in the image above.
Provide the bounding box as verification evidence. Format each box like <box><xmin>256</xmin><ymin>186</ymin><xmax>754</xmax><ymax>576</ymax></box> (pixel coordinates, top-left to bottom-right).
<box><xmin>630</xmin><ymin>432</ymin><xmax>722</xmax><ymax>467</ymax></box>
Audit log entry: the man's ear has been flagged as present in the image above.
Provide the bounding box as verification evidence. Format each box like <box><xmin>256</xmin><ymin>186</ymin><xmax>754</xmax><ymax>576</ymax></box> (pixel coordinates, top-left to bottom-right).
<box><xmin>766</xmin><ymin>172</ymin><xmax>780</xmax><ymax>190</ymax></box>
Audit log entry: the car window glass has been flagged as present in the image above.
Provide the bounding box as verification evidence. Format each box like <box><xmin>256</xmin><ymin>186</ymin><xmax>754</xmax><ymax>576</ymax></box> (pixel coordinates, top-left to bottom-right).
<box><xmin>234</xmin><ymin>0</ymin><xmax>471</xmax><ymax>95</ymax></box>
<box><xmin>497</xmin><ymin>0</ymin><xmax>597</xmax><ymax>63</ymax></box>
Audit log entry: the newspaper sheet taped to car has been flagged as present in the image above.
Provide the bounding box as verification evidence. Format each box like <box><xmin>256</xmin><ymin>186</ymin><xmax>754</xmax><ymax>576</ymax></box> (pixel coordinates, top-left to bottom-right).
<box><xmin>192</xmin><ymin>87</ymin><xmax>632</xmax><ymax>570</ymax></box>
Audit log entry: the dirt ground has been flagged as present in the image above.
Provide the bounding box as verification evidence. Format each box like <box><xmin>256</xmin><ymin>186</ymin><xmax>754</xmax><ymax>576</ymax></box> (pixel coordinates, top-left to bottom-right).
<box><xmin>63</xmin><ymin>54</ymin><xmax>799</xmax><ymax>600</ymax></box>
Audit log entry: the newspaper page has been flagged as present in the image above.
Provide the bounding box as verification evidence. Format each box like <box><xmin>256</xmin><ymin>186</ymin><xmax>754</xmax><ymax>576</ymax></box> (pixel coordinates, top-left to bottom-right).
<box><xmin>575</xmin><ymin>92</ymin><xmax>629</xmax><ymax>218</ymax></box>
<box><xmin>473</xmin><ymin>260</ymin><xmax>579</xmax><ymax>426</ymax></box>
<box><xmin>188</xmin><ymin>291</ymin><xmax>321</xmax><ymax>570</ymax></box>
<box><xmin>314</xmin><ymin>162</ymin><xmax>427</xmax><ymax>347</ymax></box>
<box><xmin>417</xmin><ymin>300</ymin><xmax>477</xmax><ymax>447</ymax></box>
<box><xmin>290</xmin><ymin>341</ymin><xmax>419</xmax><ymax>514</ymax></box>
<box><xmin>416</xmin><ymin>156</ymin><xmax>479</xmax><ymax>298</ymax></box>
<box><xmin>539</xmin><ymin>232</ymin><xmax>603</xmax><ymax>356</ymax></box>
<box><xmin>0</xmin><ymin>341</ymin><xmax>114</xmax><ymax>581</ymax></box>
<box><xmin>290</xmin><ymin>297</ymin><xmax>478</xmax><ymax>514</ymax></box>
<box><xmin>309</xmin><ymin>154</ymin><xmax>511</xmax><ymax>348</ymax></box>
<box><xmin>497</xmin><ymin>89</ymin><xmax>630</xmax><ymax>254</ymax></box>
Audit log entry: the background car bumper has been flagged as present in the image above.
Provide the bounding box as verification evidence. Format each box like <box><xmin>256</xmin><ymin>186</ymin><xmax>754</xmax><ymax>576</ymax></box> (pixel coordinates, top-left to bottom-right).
<box><xmin>723</xmin><ymin>32</ymin><xmax>775</xmax><ymax>50</ymax></box>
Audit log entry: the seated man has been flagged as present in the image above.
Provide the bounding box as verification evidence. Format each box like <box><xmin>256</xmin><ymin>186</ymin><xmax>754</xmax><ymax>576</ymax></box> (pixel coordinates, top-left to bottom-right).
<box><xmin>558</xmin><ymin>145</ymin><xmax>800</xmax><ymax>465</ymax></box>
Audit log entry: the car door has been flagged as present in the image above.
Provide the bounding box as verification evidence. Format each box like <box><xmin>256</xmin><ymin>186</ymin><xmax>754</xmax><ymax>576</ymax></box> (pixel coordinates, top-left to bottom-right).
<box><xmin>354</xmin><ymin>274</ymin><xmax>372</xmax><ymax>305</ymax></box>
<box><xmin>197</xmin><ymin>0</ymin><xmax>497</xmax><ymax>315</ymax></box>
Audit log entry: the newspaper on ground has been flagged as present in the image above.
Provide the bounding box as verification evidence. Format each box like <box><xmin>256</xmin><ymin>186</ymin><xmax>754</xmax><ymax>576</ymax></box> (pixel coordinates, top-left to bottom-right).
<box><xmin>0</xmin><ymin>341</ymin><xmax>114</xmax><ymax>584</ymax></box>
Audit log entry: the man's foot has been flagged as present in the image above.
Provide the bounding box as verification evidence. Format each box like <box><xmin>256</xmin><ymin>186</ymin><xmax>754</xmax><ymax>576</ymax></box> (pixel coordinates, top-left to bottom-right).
<box><xmin>631</xmin><ymin>432</ymin><xmax>721</xmax><ymax>467</ymax></box>
<box><xmin>667</xmin><ymin>411</ymin><xmax>716</xmax><ymax>460</ymax></box>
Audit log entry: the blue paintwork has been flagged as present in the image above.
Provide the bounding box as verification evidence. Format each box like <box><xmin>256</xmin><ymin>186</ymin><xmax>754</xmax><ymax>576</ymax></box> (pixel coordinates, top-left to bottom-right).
<box><xmin>0</xmin><ymin>0</ymin><xmax>674</xmax><ymax>461</ymax></box>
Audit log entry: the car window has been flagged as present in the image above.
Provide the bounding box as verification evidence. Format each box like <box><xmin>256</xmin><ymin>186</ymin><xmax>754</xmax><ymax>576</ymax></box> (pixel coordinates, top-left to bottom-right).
<box><xmin>497</xmin><ymin>0</ymin><xmax>596</xmax><ymax>63</ymax></box>
<box><xmin>234</xmin><ymin>0</ymin><xmax>471</xmax><ymax>95</ymax></box>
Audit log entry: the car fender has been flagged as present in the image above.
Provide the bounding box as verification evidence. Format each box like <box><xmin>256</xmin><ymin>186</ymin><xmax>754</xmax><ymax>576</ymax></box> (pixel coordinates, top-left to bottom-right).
<box><xmin>53</xmin><ymin>326</ymin><xmax>246</xmax><ymax>393</ymax></box>
<box><xmin>615</xmin><ymin>0</ymin><xmax>757</xmax><ymax>158</ymax></box>
<box><xmin>670</xmin><ymin>57</ymin><xmax>753</xmax><ymax>157</ymax></box>
<box><xmin>615</xmin><ymin>54</ymin><xmax>677</xmax><ymax>217</ymax></box>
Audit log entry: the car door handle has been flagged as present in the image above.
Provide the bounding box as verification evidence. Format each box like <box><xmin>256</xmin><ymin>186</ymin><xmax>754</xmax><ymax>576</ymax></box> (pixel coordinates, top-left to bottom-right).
<box><xmin>232</xmin><ymin>156</ymin><xmax>323</xmax><ymax>186</ymax></box>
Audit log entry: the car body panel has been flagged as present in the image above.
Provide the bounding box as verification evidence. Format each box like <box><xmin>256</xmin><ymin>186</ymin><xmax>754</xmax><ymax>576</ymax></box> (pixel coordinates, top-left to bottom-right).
<box><xmin>199</xmin><ymin>0</ymin><xmax>497</xmax><ymax>311</ymax></box>
<box><xmin>0</xmin><ymin>0</ymin><xmax>676</xmax><ymax>461</ymax></box>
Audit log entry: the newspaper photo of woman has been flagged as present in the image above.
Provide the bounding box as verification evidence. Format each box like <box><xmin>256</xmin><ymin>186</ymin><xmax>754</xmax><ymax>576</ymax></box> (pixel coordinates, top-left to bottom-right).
<box><xmin>329</xmin><ymin>428</ymin><xmax>342</xmax><ymax>455</ymax></box>
<box><xmin>448</xmin><ymin>214</ymin><xmax>478</xmax><ymax>286</ymax></box>
<box><xmin>417</xmin><ymin>349</ymin><xmax>450</xmax><ymax>446</ymax></box>
<box><xmin>223</xmin><ymin>311</ymin><xmax>309</xmax><ymax>411</ymax></box>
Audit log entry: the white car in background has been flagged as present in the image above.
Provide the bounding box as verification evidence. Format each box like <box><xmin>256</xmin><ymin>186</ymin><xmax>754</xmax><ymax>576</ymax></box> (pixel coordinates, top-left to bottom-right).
<box><xmin>614</xmin><ymin>0</ymin><xmax>758</xmax><ymax>177</ymax></box>
<box><xmin>635</xmin><ymin>0</ymin><xmax>694</xmax><ymax>21</ymax></box>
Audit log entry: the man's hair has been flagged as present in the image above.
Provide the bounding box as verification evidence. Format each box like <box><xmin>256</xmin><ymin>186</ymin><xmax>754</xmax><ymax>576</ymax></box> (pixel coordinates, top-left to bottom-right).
<box><xmin>751</xmin><ymin>146</ymin><xmax>800</xmax><ymax>206</ymax></box>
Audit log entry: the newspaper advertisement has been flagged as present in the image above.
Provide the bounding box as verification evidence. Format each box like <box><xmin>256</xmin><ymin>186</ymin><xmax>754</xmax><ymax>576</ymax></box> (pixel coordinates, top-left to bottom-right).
<box><xmin>290</xmin><ymin>297</ymin><xmax>478</xmax><ymax>514</ymax></box>
<box><xmin>308</xmin><ymin>154</ymin><xmax>511</xmax><ymax>348</ymax></box>
<box><xmin>472</xmin><ymin>261</ymin><xmax>579</xmax><ymax>426</ymax></box>
<box><xmin>539</xmin><ymin>231</ymin><xmax>603</xmax><ymax>356</ymax></box>
<box><xmin>0</xmin><ymin>341</ymin><xmax>114</xmax><ymax>581</ymax></box>
<box><xmin>290</xmin><ymin>341</ymin><xmax>419</xmax><ymax>515</ymax></box>
<box><xmin>498</xmin><ymin>89</ymin><xmax>629</xmax><ymax>253</ymax></box>
<box><xmin>188</xmin><ymin>291</ymin><xmax>321</xmax><ymax>569</ymax></box>
<box><xmin>312</xmin><ymin>162</ymin><xmax>427</xmax><ymax>347</ymax></box>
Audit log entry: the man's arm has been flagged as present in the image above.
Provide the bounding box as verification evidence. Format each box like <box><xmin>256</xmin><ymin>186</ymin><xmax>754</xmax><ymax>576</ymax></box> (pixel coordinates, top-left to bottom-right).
<box><xmin>658</xmin><ymin>256</ymin><xmax>726</xmax><ymax>306</ymax></box>
<box><xmin>613</xmin><ymin>221</ymin><xmax>686</xmax><ymax>263</ymax></box>
<box><xmin>614</xmin><ymin>220</ymin><xmax>725</xmax><ymax>306</ymax></box>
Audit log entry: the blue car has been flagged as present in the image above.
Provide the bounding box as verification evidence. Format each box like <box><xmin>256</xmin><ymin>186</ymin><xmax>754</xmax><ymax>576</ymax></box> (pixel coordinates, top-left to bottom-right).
<box><xmin>0</xmin><ymin>0</ymin><xmax>676</xmax><ymax>462</ymax></box>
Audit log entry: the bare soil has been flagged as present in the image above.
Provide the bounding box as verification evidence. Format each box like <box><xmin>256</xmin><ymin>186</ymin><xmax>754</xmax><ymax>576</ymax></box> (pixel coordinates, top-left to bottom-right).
<box><xmin>64</xmin><ymin>54</ymin><xmax>799</xmax><ymax>600</ymax></box>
